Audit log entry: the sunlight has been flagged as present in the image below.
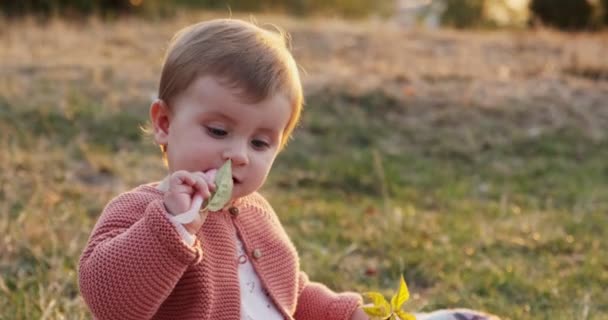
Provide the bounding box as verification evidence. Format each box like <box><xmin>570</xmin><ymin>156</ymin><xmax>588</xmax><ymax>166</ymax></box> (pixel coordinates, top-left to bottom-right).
<box><xmin>486</xmin><ymin>0</ymin><xmax>530</xmax><ymax>26</ymax></box>
<box><xmin>505</xmin><ymin>0</ymin><xmax>529</xmax><ymax>10</ymax></box>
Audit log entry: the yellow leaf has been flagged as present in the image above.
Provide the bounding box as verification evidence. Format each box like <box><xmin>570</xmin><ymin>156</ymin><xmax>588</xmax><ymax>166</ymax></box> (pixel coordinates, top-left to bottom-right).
<box><xmin>362</xmin><ymin>305</ymin><xmax>390</xmax><ymax>317</ymax></box>
<box><xmin>390</xmin><ymin>275</ymin><xmax>410</xmax><ymax>312</ymax></box>
<box><xmin>395</xmin><ymin>309</ymin><xmax>416</xmax><ymax>320</ymax></box>
<box><xmin>363</xmin><ymin>292</ymin><xmax>391</xmax><ymax>318</ymax></box>
<box><xmin>365</xmin><ymin>292</ymin><xmax>390</xmax><ymax>307</ymax></box>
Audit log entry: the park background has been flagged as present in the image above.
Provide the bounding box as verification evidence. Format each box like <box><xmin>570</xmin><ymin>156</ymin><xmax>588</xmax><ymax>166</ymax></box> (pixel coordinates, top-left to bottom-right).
<box><xmin>1</xmin><ymin>0</ymin><xmax>607</xmax><ymax>319</ymax></box>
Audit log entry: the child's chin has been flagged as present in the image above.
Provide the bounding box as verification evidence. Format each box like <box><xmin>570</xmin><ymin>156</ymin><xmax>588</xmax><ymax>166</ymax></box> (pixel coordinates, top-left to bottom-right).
<box><xmin>230</xmin><ymin>185</ymin><xmax>242</xmax><ymax>198</ymax></box>
<box><xmin>231</xmin><ymin>185</ymin><xmax>251</xmax><ymax>199</ymax></box>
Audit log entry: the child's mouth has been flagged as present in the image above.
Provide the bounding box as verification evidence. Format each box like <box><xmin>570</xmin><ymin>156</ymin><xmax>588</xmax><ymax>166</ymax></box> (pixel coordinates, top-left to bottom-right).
<box><xmin>232</xmin><ymin>177</ymin><xmax>241</xmax><ymax>184</ymax></box>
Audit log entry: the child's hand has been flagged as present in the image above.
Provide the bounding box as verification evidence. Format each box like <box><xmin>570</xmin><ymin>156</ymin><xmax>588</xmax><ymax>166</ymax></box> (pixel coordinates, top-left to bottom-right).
<box><xmin>350</xmin><ymin>308</ymin><xmax>371</xmax><ymax>320</ymax></box>
<box><xmin>164</xmin><ymin>170</ymin><xmax>217</xmax><ymax>234</ymax></box>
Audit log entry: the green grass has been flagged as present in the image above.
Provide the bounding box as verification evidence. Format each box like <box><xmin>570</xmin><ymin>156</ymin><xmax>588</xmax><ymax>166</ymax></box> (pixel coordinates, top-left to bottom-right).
<box><xmin>269</xmin><ymin>91</ymin><xmax>608</xmax><ymax>319</ymax></box>
<box><xmin>3</xmin><ymin>84</ymin><xmax>606</xmax><ymax>319</ymax></box>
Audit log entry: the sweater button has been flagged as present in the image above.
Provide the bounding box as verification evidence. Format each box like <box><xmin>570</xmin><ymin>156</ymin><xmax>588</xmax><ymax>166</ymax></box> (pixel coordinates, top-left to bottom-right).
<box><xmin>252</xmin><ymin>249</ymin><xmax>262</xmax><ymax>259</ymax></box>
<box><xmin>228</xmin><ymin>206</ymin><xmax>239</xmax><ymax>217</ymax></box>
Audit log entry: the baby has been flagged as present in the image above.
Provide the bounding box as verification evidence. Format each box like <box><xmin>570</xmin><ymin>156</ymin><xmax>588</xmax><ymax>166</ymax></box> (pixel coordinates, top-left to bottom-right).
<box><xmin>78</xmin><ymin>18</ymin><xmax>370</xmax><ymax>320</ymax></box>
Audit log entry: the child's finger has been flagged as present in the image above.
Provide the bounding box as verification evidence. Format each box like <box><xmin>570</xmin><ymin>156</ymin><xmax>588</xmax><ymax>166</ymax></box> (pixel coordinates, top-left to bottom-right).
<box><xmin>192</xmin><ymin>174</ymin><xmax>211</xmax><ymax>199</ymax></box>
<box><xmin>172</xmin><ymin>194</ymin><xmax>204</xmax><ymax>224</ymax></box>
<box><xmin>204</xmin><ymin>169</ymin><xmax>218</xmax><ymax>191</ymax></box>
<box><xmin>169</xmin><ymin>184</ymin><xmax>194</xmax><ymax>195</ymax></box>
<box><xmin>168</xmin><ymin>176</ymin><xmax>193</xmax><ymax>193</ymax></box>
<box><xmin>193</xmin><ymin>171</ymin><xmax>216</xmax><ymax>192</ymax></box>
<box><xmin>170</xmin><ymin>170</ymin><xmax>197</xmax><ymax>187</ymax></box>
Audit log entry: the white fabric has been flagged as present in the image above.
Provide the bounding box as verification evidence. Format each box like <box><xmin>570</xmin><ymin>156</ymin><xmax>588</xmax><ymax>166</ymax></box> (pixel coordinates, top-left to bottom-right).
<box><xmin>235</xmin><ymin>234</ymin><xmax>284</xmax><ymax>320</ymax></box>
<box><xmin>165</xmin><ymin>213</ymin><xmax>196</xmax><ymax>246</ymax></box>
<box><xmin>414</xmin><ymin>309</ymin><xmax>499</xmax><ymax>320</ymax></box>
<box><xmin>166</xmin><ymin>214</ymin><xmax>283</xmax><ymax>320</ymax></box>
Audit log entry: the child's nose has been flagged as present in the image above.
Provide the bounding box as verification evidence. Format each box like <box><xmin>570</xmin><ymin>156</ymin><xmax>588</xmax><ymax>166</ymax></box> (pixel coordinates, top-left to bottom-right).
<box><xmin>222</xmin><ymin>143</ymin><xmax>249</xmax><ymax>166</ymax></box>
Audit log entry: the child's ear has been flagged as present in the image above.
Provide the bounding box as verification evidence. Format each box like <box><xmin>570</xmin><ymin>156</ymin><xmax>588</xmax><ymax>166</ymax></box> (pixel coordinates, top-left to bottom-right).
<box><xmin>150</xmin><ymin>99</ymin><xmax>171</xmax><ymax>145</ymax></box>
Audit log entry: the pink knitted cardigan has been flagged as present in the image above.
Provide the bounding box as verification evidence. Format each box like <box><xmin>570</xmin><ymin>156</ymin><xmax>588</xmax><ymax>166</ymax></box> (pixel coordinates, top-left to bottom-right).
<box><xmin>78</xmin><ymin>184</ymin><xmax>362</xmax><ymax>320</ymax></box>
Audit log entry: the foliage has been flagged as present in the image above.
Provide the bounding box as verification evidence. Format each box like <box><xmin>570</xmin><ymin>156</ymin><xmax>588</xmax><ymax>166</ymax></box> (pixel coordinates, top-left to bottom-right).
<box><xmin>439</xmin><ymin>0</ymin><xmax>608</xmax><ymax>30</ymax></box>
<box><xmin>603</xmin><ymin>0</ymin><xmax>608</xmax><ymax>24</ymax></box>
<box><xmin>529</xmin><ymin>0</ymin><xmax>594</xmax><ymax>30</ymax></box>
<box><xmin>0</xmin><ymin>0</ymin><xmax>135</xmax><ymax>18</ymax></box>
<box><xmin>363</xmin><ymin>275</ymin><xmax>415</xmax><ymax>320</ymax></box>
<box><xmin>440</xmin><ymin>0</ymin><xmax>487</xmax><ymax>29</ymax></box>
<box><xmin>0</xmin><ymin>0</ymin><xmax>394</xmax><ymax>19</ymax></box>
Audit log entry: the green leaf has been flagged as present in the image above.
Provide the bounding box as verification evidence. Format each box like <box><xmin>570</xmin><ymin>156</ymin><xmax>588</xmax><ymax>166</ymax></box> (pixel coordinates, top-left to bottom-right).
<box><xmin>390</xmin><ymin>275</ymin><xmax>410</xmax><ymax>312</ymax></box>
<box><xmin>206</xmin><ymin>159</ymin><xmax>233</xmax><ymax>211</ymax></box>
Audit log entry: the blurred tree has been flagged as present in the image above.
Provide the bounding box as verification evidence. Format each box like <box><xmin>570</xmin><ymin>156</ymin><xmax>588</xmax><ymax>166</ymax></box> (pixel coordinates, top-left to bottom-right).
<box><xmin>440</xmin><ymin>0</ymin><xmax>486</xmax><ymax>28</ymax></box>
<box><xmin>529</xmin><ymin>0</ymin><xmax>593</xmax><ymax>30</ymax></box>
<box><xmin>603</xmin><ymin>0</ymin><xmax>608</xmax><ymax>25</ymax></box>
<box><xmin>0</xmin><ymin>0</ymin><xmax>134</xmax><ymax>18</ymax></box>
<box><xmin>0</xmin><ymin>0</ymin><xmax>393</xmax><ymax>19</ymax></box>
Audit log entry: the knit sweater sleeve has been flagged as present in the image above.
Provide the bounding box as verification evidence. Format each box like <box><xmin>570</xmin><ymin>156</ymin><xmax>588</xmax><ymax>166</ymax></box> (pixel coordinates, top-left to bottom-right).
<box><xmin>293</xmin><ymin>270</ymin><xmax>363</xmax><ymax>320</ymax></box>
<box><xmin>78</xmin><ymin>190</ymin><xmax>204</xmax><ymax>320</ymax></box>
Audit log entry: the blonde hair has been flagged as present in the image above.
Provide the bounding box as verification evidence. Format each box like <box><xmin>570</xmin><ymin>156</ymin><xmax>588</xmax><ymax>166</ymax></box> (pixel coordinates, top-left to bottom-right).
<box><xmin>158</xmin><ymin>19</ymin><xmax>303</xmax><ymax>151</ymax></box>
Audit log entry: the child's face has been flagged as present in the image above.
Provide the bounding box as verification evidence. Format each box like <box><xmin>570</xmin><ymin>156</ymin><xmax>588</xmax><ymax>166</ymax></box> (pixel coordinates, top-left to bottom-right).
<box><xmin>151</xmin><ymin>76</ymin><xmax>292</xmax><ymax>200</ymax></box>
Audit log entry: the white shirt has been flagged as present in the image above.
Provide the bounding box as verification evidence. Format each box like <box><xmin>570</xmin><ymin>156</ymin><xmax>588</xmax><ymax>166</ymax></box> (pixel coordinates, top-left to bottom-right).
<box><xmin>235</xmin><ymin>234</ymin><xmax>284</xmax><ymax>320</ymax></box>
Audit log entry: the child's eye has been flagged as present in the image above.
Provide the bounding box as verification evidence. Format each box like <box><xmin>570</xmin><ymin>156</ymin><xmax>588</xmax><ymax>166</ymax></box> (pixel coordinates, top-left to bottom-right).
<box><xmin>206</xmin><ymin>126</ymin><xmax>228</xmax><ymax>137</ymax></box>
<box><xmin>251</xmin><ymin>139</ymin><xmax>270</xmax><ymax>150</ymax></box>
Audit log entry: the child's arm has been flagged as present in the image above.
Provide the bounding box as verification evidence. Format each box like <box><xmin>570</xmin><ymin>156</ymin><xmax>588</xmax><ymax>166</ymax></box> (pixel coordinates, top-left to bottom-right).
<box><xmin>78</xmin><ymin>191</ymin><xmax>204</xmax><ymax>320</ymax></box>
<box><xmin>293</xmin><ymin>271</ymin><xmax>364</xmax><ymax>320</ymax></box>
<box><xmin>79</xmin><ymin>171</ymin><xmax>214</xmax><ymax>319</ymax></box>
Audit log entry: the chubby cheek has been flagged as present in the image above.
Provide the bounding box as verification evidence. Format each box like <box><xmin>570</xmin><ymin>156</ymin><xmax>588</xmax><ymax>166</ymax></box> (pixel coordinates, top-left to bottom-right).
<box><xmin>255</xmin><ymin>155</ymin><xmax>276</xmax><ymax>182</ymax></box>
<box><xmin>167</xmin><ymin>143</ymin><xmax>216</xmax><ymax>172</ymax></box>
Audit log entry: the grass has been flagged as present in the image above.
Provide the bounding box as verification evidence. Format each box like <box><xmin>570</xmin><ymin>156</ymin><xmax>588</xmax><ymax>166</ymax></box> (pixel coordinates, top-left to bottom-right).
<box><xmin>1</xmin><ymin>12</ymin><xmax>607</xmax><ymax>320</ymax></box>
<box><xmin>270</xmin><ymin>92</ymin><xmax>608</xmax><ymax>319</ymax></box>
